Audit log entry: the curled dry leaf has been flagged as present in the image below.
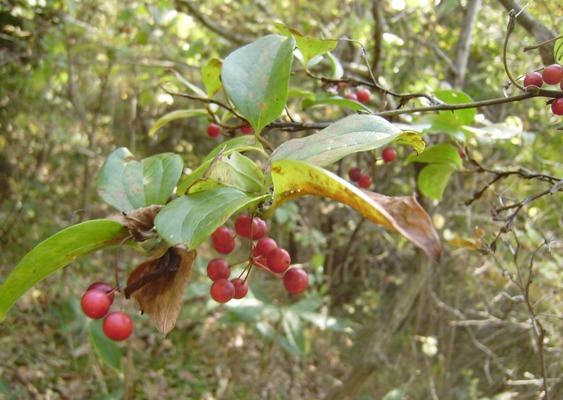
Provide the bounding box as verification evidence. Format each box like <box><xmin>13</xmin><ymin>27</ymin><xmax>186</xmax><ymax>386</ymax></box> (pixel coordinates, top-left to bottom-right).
<box><xmin>125</xmin><ymin>245</ymin><xmax>196</xmax><ymax>335</ymax></box>
<box><xmin>108</xmin><ymin>205</ymin><xmax>163</xmax><ymax>241</ymax></box>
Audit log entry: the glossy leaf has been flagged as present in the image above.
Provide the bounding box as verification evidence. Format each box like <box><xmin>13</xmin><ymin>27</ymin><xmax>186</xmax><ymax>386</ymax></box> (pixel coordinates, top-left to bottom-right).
<box><xmin>88</xmin><ymin>319</ymin><xmax>123</xmax><ymax>373</ymax></box>
<box><xmin>206</xmin><ymin>152</ymin><xmax>265</xmax><ymax>193</ymax></box>
<box><xmin>0</xmin><ymin>220</ymin><xmax>129</xmax><ymax>321</ymax></box>
<box><xmin>268</xmin><ymin>160</ymin><xmax>441</xmax><ymax>261</ymax></box>
<box><xmin>221</xmin><ymin>34</ymin><xmax>295</xmax><ymax>132</ymax></box>
<box><xmin>201</xmin><ymin>58</ymin><xmax>223</xmax><ymax>97</ymax></box>
<box><xmin>155</xmin><ymin>187</ymin><xmax>269</xmax><ymax>248</ymax></box>
<box><xmin>97</xmin><ymin>148</ymin><xmax>183</xmax><ymax>211</ymax></box>
<box><xmin>125</xmin><ymin>246</ymin><xmax>195</xmax><ymax>336</ymax></box>
<box><xmin>417</xmin><ymin>164</ymin><xmax>456</xmax><ymax>201</ymax></box>
<box><xmin>270</xmin><ymin>114</ymin><xmax>421</xmax><ymax>167</ymax></box>
<box><xmin>434</xmin><ymin>89</ymin><xmax>476</xmax><ymax>125</ymax></box>
<box><xmin>406</xmin><ymin>143</ymin><xmax>462</xmax><ymax>168</ymax></box>
<box><xmin>176</xmin><ymin>135</ymin><xmax>266</xmax><ymax>195</ymax></box>
<box><xmin>148</xmin><ymin>109</ymin><xmax>208</xmax><ymax>137</ymax></box>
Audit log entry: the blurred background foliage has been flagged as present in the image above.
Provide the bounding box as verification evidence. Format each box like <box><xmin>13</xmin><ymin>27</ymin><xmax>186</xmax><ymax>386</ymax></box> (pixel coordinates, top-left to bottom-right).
<box><xmin>0</xmin><ymin>0</ymin><xmax>561</xmax><ymax>399</ymax></box>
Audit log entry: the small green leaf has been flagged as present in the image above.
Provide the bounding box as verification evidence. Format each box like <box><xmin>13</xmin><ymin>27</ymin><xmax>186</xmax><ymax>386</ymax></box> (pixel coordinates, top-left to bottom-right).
<box><xmin>0</xmin><ymin>220</ymin><xmax>129</xmax><ymax>321</ymax></box>
<box><xmin>406</xmin><ymin>143</ymin><xmax>462</xmax><ymax>168</ymax></box>
<box><xmin>554</xmin><ymin>38</ymin><xmax>563</xmax><ymax>63</ymax></box>
<box><xmin>417</xmin><ymin>164</ymin><xmax>456</xmax><ymax>201</ymax></box>
<box><xmin>201</xmin><ymin>58</ymin><xmax>223</xmax><ymax>97</ymax></box>
<box><xmin>88</xmin><ymin>319</ymin><xmax>123</xmax><ymax>373</ymax></box>
<box><xmin>302</xmin><ymin>96</ymin><xmax>373</xmax><ymax>113</ymax></box>
<box><xmin>177</xmin><ymin>135</ymin><xmax>266</xmax><ymax>195</ymax></box>
<box><xmin>281</xmin><ymin>309</ymin><xmax>307</xmax><ymax>355</ymax></box>
<box><xmin>392</xmin><ymin>131</ymin><xmax>426</xmax><ymax>155</ymax></box>
<box><xmin>208</xmin><ymin>152</ymin><xmax>264</xmax><ymax>193</ymax></box>
<box><xmin>97</xmin><ymin>148</ymin><xmax>183</xmax><ymax>211</ymax></box>
<box><xmin>277</xmin><ymin>25</ymin><xmax>338</xmax><ymax>67</ymax></box>
<box><xmin>148</xmin><ymin>109</ymin><xmax>208</xmax><ymax>137</ymax></box>
<box><xmin>159</xmin><ymin>70</ymin><xmax>207</xmax><ymax>98</ymax></box>
<box><xmin>270</xmin><ymin>114</ymin><xmax>420</xmax><ymax>167</ymax></box>
<box><xmin>326</xmin><ymin>51</ymin><xmax>344</xmax><ymax>79</ymax></box>
<box><xmin>433</xmin><ymin>89</ymin><xmax>476</xmax><ymax>125</ymax></box>
<box><xmin>423</xmin><ymin>113</ymin><xmax>466</xmax><ymax>141</ymax></box>
<box><xmin>222</xmin><ymin>34</ymin><xmax>295</xmax><ymax>132</ymax></box>
<box><xmin>155</xmin><ymin>187</ymin><xmax>269</xmax><ymax>248</ymax></box>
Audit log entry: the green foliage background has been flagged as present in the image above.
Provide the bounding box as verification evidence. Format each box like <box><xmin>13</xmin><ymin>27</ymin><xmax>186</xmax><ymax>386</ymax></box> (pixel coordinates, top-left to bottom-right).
<box><xmin>0</xmin><ymin>0</ymin><xmax>561</xmax><ymax>399</ymax></box>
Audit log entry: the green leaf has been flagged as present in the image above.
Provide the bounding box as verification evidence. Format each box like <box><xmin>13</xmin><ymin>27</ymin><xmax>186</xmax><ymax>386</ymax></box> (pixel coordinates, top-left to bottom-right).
<box><xmin>268</xmin><ymin>160</ymin><xmax>441</xmax><ymax>261</ymax></box>
<box><xmin>176</xmin><ymin>135</ymin><xmax>266</xmax><ymax>195</ymax></box>
<box><xmin>423</xmin><ymin>113</ymin><xmax>466</xmax><ymax>141</ymax></box>
<box><xmin>154</xmin><ymin>187</ymin><xmax>270</xmax><ymax>248</ymax></box>
<box><xmin>159</xmin><ymin>70</ymin><xmax>207</xmax><ymax>98</ymax></box>
<box><xmin>417</xmin><ymin>164</ymin><xmax>456</xmax><ymax>201</ymax></box>
<box><xmin>302</xmin><ymin>96</ymin><xmax>373</xmax><ymax>113</ymax></box>
<box><xmin>221</xmin><ymin>34</ymin><xmax>295</xmax><ymax>132</ymax></box>
<box><xmin>97</xmin><ymin>148</ymin><xmax>183</xmax><ymax>211</ymax></box>
<box><xmin>270</xmin><ymin>114</ymin><xmax>421</xmax><ymax>167</ymax></box>
<box><xmin>0</xmin><ymin>220</ymin><xmax>129</xmax><ymax>321</ymax></box>
<box><xmin>277</xmin><ymin>24</ymin><xmax>338</xmax><ymax>67</ymax></box>
<box><xmin>406</xmin><ymin>143</ymin><xmax>462</xmax><ymax>168</ymax></box>
<box><xmin>201</xmin><ymin>58</ymin><xmax>223</xmax><ymax>97</ymax></box>
<box><xmin>148</xmin><ymin>109</ymin><xmax>208</xmax><ymax>137</ymax></box>
<box><xmin>554</xmin><ymin>38</ymin><xmax>563</xmax><ymax>63</ymax></box>
<box><xmin>281</xmin><ymin>309</ymin><xmax>307</xmax><ymax>355</ymax></box>
<box><xmin>326</xmin><ymin>51</ymin><xmax>344</xmax><ymax>79</ymax></box>
<box><xmin>207</xmin><ymin>152</ymin><xmax>265</xmax><ymax>193</ymax></box>
<box><xmin>88</xmin><ymin>319</ymin><xmax>123</xmax><ymax>373</ymax></box>
<box><xmin>433</xmin><ymin>89</ymin><xmax>476</xmax><ymax>125</ymax></box>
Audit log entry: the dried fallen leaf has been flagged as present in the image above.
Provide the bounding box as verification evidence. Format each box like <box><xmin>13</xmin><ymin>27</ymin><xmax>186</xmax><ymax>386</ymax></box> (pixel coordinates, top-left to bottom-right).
<box><xmin>108</xmin><ymin>205</ymin><xmax>163</xmax><ymax>240</ymax></box>
<box><xmin>125</xmin><ymin>245</ymin><xmax>196</xmax><ymax>335</ymax></box>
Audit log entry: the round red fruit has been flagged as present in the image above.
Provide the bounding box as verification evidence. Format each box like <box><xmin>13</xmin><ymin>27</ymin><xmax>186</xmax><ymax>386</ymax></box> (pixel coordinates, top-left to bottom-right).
<box><xmin>207</xmin><ymin>123</ymin><xmax>221</xmax><ymax>138</ymax></box>
<box><xmin>210</xmin><ymin>279</ymin><xmax>235</xmax><ymax>303</ymax></box>
<box><xmin>267</xmin><ymin>248</ymin><xmax>291</xmax><ymax>273</ymax></box>
<box><xmin>283</xmin><ymin>268</ymin><xmax>309</xmax><ymax>295</ymax></box>
<box><xmin>348</xmin><ymin>167</ymin><xmax>362</xmax><ymax>182</ymax></box>
<box><xmin>231</xmin><ymin>278</ymin><xmax>249</xmax><ymax>299</ymax></box>
<box><xmin>241</xmin><ymin>125</ymin><xmax>254</xmax><ymax>134</ymax></box>
<box><xmin>382</xmin><ymin>147</ymin><xmax>397</xmax><ymax>163</ymax></box>
<box><xmin>356</xmin><ymin>88</ymin><xmax>371</xmax><ymax>103</ymax></box>
<box><xmin>358</xmin><ymin>175</ymin><xmax>372</xmax><ymax>188</ymax></box>
<box><xmin>542</xmin><ymin>64</ymin><xmax>563</xmax><ymax>85</ymax></box>
<box><xmin>207</xmin><ymin>258</ymin><xmax>231</xmax><ymax>281</ymax></box>
<box><xmin>253</xmin><ymin>237</ymin><xmax>278</xmax><ymax>261</ymax></box>
<box><xmin>551</xmin><ymin>98</ymin><xmax>563</xmax><ymax>116</ymax></box>
<box><xmin>211</xmin><ymin>226</ymin><xmax>235</xmax><ymax>254</ymax></box>
<box><xmin>81</xmin><ymin>289</ymin><xmax>111</xmax><ymax>319</ymax></box>
<box><xmin>523</xmin><ymin>71</ymin><xmax>543</xmax><ymax>88</ymax></box>
<box><xmin>87</xmin><ymin>281</ymin><xmax>115</xmax><ymax>304</ymax></box>
<box><xmin>103</xmin><ymin>311</ymin><xmax>133</xmax><ymax>341</ymax></box>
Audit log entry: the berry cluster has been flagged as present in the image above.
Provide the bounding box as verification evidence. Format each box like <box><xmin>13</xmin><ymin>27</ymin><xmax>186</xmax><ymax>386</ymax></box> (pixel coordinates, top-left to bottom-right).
<box><xmin>80</xmin><ymin>281</ymin><xmax>133</xmax><ymax>341</ymax></box>
<box><xmin>333</xmin><ymin>83</ymin><xmax>372</xmax><ymax>104</ymax></box>
<box><xmin>207</xmin><ymin>214</ymin><xmax>309</xmax><ymax>303</ymax></box>
<box><xmin>206</xmin><ymin>122</ymin><xmax>255</xmax><ymax>138</ymax></box>
<box><xmin>522</xmin><ymin>63</ymin><xmax>563</xmax><ymax>116</ymax></box>
<box><xmin>347</xmin><ymin>147</ymin><xmax>397</xmax><ymax>188</ymax></box>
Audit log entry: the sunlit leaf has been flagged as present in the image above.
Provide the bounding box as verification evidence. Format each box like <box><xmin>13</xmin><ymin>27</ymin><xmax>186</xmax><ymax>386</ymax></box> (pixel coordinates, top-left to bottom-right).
<box><xmin>222</xmin><ymin>34</ymin><xmax>295</xmax><ymax>132</ymax></box>
<box><xmin>125</xmin><ymin>246</ymin><xmax>195</xmax><ymax>335</ymax></box>
<box><xmin>97</xmin><ymin>148</ymin><xmax>183</xmax><ymax>211</ymax></box>
<box><xmin>554</xmin><ymin>38</ymin><xmax>563</xmax><ymax>63</ymax></box>
<box><xmin>417</xmin><ymin>164</ymin><xmax>456</xmax><ymax>201</ymax></box>
<box><xmin>270</xmin><ymin>114</ymin><xmax>422</xmax><ymax>167</ymax></box>
<box><xmin>434</xmin><ymin>89</ymin><xmax>476</xmax><ymax>125</ymax></box>
<box><xmin>406</xmin><ymin>143</ymin><xmax>462</xmax><ymax>168</ymax></box>
<box><xmin>155</xmin><ymin>186</ymin><xmax>270</xmax><ymax>248</ymax></box>
<box><xmin>276</xmin><ymin>23</ymin><xmax>338</xmax><ymax>67</ymax></box>
<box><xmin>326</xmin><ymin>51</ymin><xmax>344</xmax><ymax>79</ymax></box>
<box><xmin>0</xmin><ymin>220</ymin><xmax>129</xmax><ymax>321</ymax></box>
<box><xmin>148</xmin><ymin>109</ymin><xmax>208</xmax><ymax>137</ymax></box>
<box><xmin>201</xmin><ymin>58</ymin><xmax>223</xmax><ymax>97</ymax></box>
<box><xmin>268</xmin><ymin>160</ymin><xmax>441</xmax><ymax>261</ymax></box>
<box><xmin>206</xmin><ymin>152</ymin><xmax>265</xmax><ymax>193</ymax></box>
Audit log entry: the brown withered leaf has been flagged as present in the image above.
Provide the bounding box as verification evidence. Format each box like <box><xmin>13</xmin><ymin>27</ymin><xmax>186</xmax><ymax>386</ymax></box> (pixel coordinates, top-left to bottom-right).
<box><xmin>363</xmin><ymin>191</ymin><xmax>442</xmax><ymax>261</ymax></box>
<box><xmin>446</xmin><ymin>227</ymin><xmax>484</xmax><ymax>251</ymax></box>
<box><xmin>125</xmin><ymin>245</ymin><xmax>196</xmax><ymax>335</ymax></box>
<box><xmin>108</xmin><ymin>205</ymin><xmax>163</xmax><ymax>241</ymax></box>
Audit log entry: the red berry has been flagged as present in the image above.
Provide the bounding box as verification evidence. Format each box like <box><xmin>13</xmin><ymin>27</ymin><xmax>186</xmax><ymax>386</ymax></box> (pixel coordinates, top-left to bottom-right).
<box><xmin>542</xmin><ymin>64</ymin><xmax>563</xmax><ymax>85</ymax></box>
<box><xmin>348</xmin><ymin>167</ymin><xmax>362</xmax><ymax>182</ymax></box>
<box><xmin>458</xmin><ymin>149</ymin><xmax>466</xmax><ymax>160</ymax></box>
<box><xmin>210</xmin><ymin>279</ymin><xmax>235</xmax><ymax>303</ymax></box>
<box><xmin>102</xmin><ymin>311</ymin><xmax>133</xmax><ymax>341</ymax></box>
<box><xmin>266</xmin><ymin>248</ymin><xmax>291</xmax><ymax>273</ymax></box>
<box><xmin>551</xmin><ymin>98</ymin><xmax>563</xmax><ymax>116</ymax></box>
<box><xmin>283</xmin><ymin>268</ymin><xmax>309</xmax><ymax>295</ymax></box>
<box><xmin>87</xmin><ymin>281</ymin><xmax>115</xmax><ymax>304</ymax></box>
<box><xmin>207</xmin><ymin>258</ymin><xmax>231</xmax><ymax>281</ymax></box>
<box><xmin>207</xmin><ymin>123</ymin><xmax>221</xmax><ymax>138</ymax></box>
<box><xmin>356</xmin><ymin>88</ymin><xmax>371</xmax><ymax>103</ymax></box>
<box><xmin>231</xmin><ymin>278</ymin><xmax>249</xmax><ymax>299</ymax></box>
<box><xmin>560</xmin><ymin>81</ymin><xmax>563</xmax><ymax>91</ymax></box>
<box><xmin>358</xmin><ymin>175</ymin><xmax>372</xmax><ymax>188</ymax></box>
<box><xmin>382</xmin><ymin>147</ymin><xmax>397</xmax><ymax>163</ymax></box>
<box><xmin>253</xmin><ymin>237</ymin><xmax>278</xmax><ymax>261</ymax></box>
<box><xmin>234</xmin><ymin>214</ymin><xmax>268</xmax><ymax>239</ymax></box>
<box><xmin>345</xmin><ymin>92</ymin><xmax>358</xmax><ymax>101</ymax></box>
<box><xmin>81</xmin><ymin>290</ymin><xmax>111</xmax><ymax>319</ymax></box>
<box><xmin>211</xmin><ymin>226</ymin><xmax>235</xmax><ymax>254</ymax></box>
<box><xmin>240</xmin><ymin>125</ymin><xmax>254</xmax><ymax>134</ymax></box>
<box><xmin>523</xmin><ymin>71</ymin><xmax>543</xmax><ymax>88</ymax></box>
